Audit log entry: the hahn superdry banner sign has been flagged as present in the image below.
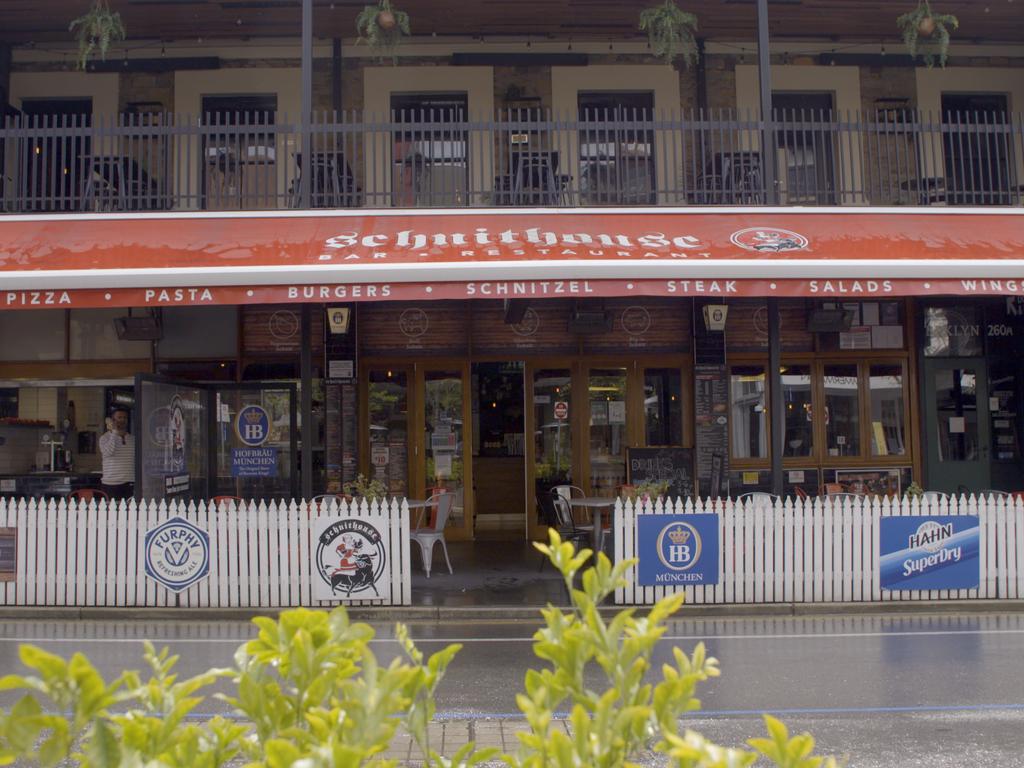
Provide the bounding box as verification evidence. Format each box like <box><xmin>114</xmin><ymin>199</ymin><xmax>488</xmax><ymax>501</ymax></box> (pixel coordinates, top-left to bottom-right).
<box><xmin>313</xmin><ymin>517</ymin><xmax>390</xmax><ymax>600</ymax></box>
<box><xmin>1</xmin><ymin>210</ymin><xmax>1023</xmax><ymax>309</ymax></box>
<box><xmin>637</xmin><ymin>514</ymin><xmax>720</xmax><ymax>586</ymax></box>
<box><xmin>880</xmin><ymin>516</ymin><xmax>980</xmax><ymax>591</ymax></box>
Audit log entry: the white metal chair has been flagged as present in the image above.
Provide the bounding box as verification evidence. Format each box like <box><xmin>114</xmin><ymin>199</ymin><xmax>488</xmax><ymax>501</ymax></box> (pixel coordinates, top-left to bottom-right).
<box><xmin>735</xmin><ymin>491</ymin><xmax>780</xmax><ymax>506</ymax></box>
<box><xmin>920</xmin><ymin>491</ymin><xmax>950</xmax><ymax>503</ymax></box>
<box><xmin>410</xmin><ymin>492</ymin><xmax>454</xmax><ymax>578</ymax></box>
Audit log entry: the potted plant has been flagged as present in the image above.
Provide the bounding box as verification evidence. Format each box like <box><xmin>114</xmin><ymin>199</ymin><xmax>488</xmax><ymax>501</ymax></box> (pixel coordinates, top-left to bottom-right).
<box><xmin>638</xmin><ymin>0</ymin><xmax>699</xmax><ymax>67</ymax></box>
<box><xmin>622</xmin><ymin>480</ymin><xmax>671</xmax><ymax>504</ymax></box>
<box><xmin>897</xmin><ymin>1</ymin><xmax>959</xmax><ymax>68</ymax></box>
<box><xmin>355</xmin><ymin>0</ymin><xmax>411</xmax><ymax>64</ymax></box>
<box><xmin>69</xmin><ymin>0</ymin><xmax>127</xmax><ymax>71</ymax></box>
<box><xmin>342</xmin><ymin>473</ymin><xmax>388</xmax><ymax>504</ymax></box>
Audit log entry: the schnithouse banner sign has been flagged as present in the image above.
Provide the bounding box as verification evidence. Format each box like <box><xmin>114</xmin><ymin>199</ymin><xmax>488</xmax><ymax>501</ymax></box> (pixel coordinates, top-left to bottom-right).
<box><xmin>637</xmin><ymin>514</ymin><xmax>719</xmax><ymax>586</ymax></box>
<box><xmin>880</xmin><ymin>516</ymin><xmax>980</xmax><ymax>590</ymax></box>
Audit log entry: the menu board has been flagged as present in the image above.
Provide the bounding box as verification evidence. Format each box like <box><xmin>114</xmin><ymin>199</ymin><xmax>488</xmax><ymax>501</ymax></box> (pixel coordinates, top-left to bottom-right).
<box><xmin>694</xmin><ymin>364</ymin><xmax>729</xmax><ymax>497</ymax></box>
<box><xmin>627</xmin><ymin>447</ymin><xmax>694</xmax><ymax>500</ymax></box>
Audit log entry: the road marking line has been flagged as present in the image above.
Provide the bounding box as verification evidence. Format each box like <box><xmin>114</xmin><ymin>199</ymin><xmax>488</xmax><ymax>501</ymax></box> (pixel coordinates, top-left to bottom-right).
<box><xmin>3</xmin><ymin>627</ymin><xmax>1024</xmax><ymax>644</ymax></box>
<box><xmin>426</xmin><ymin>703</ymin><xmax>1024</xmax><ymax>720</ymax></box>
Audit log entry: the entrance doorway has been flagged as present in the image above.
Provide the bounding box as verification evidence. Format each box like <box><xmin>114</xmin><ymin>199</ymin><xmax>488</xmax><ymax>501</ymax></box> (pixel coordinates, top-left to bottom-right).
<box><xmin>472</xmin><ymin>362</ymin><xmax>526</xmax><ymax>539</ymax></box>
<box><xmin>361</xmin><ymin>363</ymin><xmax>476</xmax><ymax>541</ymax></box>
<box><xmin>922</xmin><ymin>359</ymin><xmax>991</xmax><ymax>493</ymax></box>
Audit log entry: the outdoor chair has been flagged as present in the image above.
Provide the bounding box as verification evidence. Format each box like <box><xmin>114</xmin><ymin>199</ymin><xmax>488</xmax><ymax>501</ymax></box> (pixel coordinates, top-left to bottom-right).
<box><xmin>735</xmin><ymin>491</ymin><xmax>780</xmax><ymax>507</ymax></box>
<box><xmin>536</xmin><ymin>492</ymin><xmax>587</xmax><ymax>570</ymax></box>
<box><xmin>311</xmin><ymin>493</ymin><xmax>345</xmax><ymax>512</ymax></box>
<box><xmin>552</xmin><ymin>484</ymin><xmax>596</xmax><ymax>534</ymax></box>
<box><xmin>210</xmin><ymin>495</ymin><xmax>244</xmax><ymax>509</ymax></box>
<box><xmin>551</xmin><ymin>493</ymin><xmax>592</xmax><ymax>552</ymax></box>
<box><xmin>410</xmin><ymin>491</ymin><xmax>454</xmax><ymax>578</ymax></box>
<box><xmin>69</xmin><ymin>488</ymin><xmax>109</xmax><ymax>502</ymax></box>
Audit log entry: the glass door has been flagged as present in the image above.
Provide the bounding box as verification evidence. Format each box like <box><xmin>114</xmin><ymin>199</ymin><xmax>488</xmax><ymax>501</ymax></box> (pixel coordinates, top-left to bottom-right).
<box><xmin>364</xmin><ymin>367</ymin><xmax>412</xmax><ymax>498</ymax></box>
<box><xmin>421</xmin><ymin>365</ymin><xmax>472</xmax><ymax>540</ymax></box>
<box><xmin>586</xmin><ymin>367</ymin><xmax>629</xmax><ymax>498</ymax></box>
<box><xmin>529</xmin><ymin>365</ymin><xmax>574</xmax><ymax>538</ymax></box>
<box><xmin>923</xmin><ymin>360</ymin><xmax>991</xmax><ymax>493</ymax></box>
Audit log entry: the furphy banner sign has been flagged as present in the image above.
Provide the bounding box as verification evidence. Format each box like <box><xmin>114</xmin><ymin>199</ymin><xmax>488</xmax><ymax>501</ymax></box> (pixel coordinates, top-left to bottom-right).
<box><xmin>143</xmin><ymin>516</ymin><xmax>210</xmax><ymax>593</ymax></box>
<box><xmin>637</xmin><ymin>514</ymin><xmax>719</xmax><ymax>586</ymax></box>
<box><xmin>880</xmin><ymin>516</ymin><xmax>980</xmax><ymax>590</ymax></box>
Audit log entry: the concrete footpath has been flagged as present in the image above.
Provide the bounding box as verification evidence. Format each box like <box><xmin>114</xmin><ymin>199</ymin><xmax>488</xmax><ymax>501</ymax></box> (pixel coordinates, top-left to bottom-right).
<box><xmin>1</xmin><ymin>598</ymin><xmax>1022</xmax><ymax>622</ymax></box>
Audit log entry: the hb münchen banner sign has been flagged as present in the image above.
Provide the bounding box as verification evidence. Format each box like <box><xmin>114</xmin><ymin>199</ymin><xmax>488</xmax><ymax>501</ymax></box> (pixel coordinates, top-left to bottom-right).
<box><xmin>637</xmin><ymin>513</ymin><xmax>720</xmax><ymax>586</ymax></box>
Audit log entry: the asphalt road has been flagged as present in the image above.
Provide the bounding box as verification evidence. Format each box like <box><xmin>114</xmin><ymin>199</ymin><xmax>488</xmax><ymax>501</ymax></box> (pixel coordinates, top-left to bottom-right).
<box><xmin>1</xmin><ymin>611</ymin><xmax>1022</xmax><ymax>766</ymax></box>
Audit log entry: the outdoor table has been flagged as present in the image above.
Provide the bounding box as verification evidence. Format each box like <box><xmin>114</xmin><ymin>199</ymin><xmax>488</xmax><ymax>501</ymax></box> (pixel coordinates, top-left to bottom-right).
<box><xmin>568</xmin><ymin>497</ymin><xmax>616</xmax><ymax>551</ymax></box>
<box><xmin>407</xmin><ymin>497</ymin><xmax>439</xmax><ymax>529</ymax></box>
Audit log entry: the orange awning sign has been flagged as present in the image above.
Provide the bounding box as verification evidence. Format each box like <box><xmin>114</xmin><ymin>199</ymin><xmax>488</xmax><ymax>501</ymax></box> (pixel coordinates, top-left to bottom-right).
<box><xmin>1</xmin><ymin>208</ymin><xmax>1022</xmax><ymax>309</ymax></box>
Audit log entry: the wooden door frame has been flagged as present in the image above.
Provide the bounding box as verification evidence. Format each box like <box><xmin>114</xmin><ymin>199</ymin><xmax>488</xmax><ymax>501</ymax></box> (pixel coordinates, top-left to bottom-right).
<box><xmin>359</xmin><ymin>361</ymin><xmax>415</xmax><ymax>502</ymax></box>
<box><xmin>360</xmin><ymin>358</ymin><xmax>475</xmax><ymax>541</ymax></box>
<box><xmin>416</xmin><ymin>359</ymin><xmax>474</xmax><ymax>542</ymax></box>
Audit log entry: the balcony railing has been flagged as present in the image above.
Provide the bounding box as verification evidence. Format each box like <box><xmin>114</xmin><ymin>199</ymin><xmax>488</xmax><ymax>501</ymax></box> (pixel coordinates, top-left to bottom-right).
<box><xmin>2</xmin><ymin>109</ymin><xmax>1022</xmax><ymax>214</ymax></box>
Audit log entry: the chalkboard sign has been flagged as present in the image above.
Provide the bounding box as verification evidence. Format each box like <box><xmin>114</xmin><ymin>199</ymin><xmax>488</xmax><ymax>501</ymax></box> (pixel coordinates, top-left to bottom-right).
<box><xmin>694</xmin><ymin>364</ymin><xmax>729</xmax><ymax>496</ymax></box>
<box><xmin>627</xmin><ymin>447</ymin><xmax>695</xmax><ymax>500</ymax></box>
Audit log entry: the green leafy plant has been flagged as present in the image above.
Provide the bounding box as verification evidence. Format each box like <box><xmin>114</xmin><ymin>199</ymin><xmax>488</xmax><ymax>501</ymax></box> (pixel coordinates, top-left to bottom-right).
<box><xmin>512</xmin><ymin>531</ymin><xmax>842</xmax><ymax>767</ymax></box>
<box><xmin>68</xmin><ymin>0</ymin><xmax>126</xmax><ymax>71</ymax></box>
<box><xmin>905</xmin><ymin>481</ymin><xmax>925</xmax><ymax>499</ymax></box>
<box><xmin>0</xmin><ymin>532</ymin><xmax>841</xmax><ymax>768</ymax></box>
<box><xmin>621</xmin><ymin>479</ymin><xmax>671</xmax><ymax>501</ymax></box>
<box><xmin>342</xmin><ymin>472</ymin><xmax>389</xmax><ymax>502</ymax></box>
<box><xmin>639</xmin><ymin>0</ymin><xmax>699</xmax><ymax>67</ymax></box>
<box><xmin>897</xmin><ymin>1</ymin><xmax>959</xmax><ymax>68</ymax></box>
<box><xmin>355</xmin><ymin>0</ymin><xmax>411</xmax><ymax>64</ymax></box>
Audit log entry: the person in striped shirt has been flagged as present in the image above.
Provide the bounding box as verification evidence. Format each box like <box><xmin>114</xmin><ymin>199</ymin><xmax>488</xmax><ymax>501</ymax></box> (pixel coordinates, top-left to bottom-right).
<box><xmin>99</xmin><ymin>408</ymin><xmax>135</xmax><ymax>500</ymax></box>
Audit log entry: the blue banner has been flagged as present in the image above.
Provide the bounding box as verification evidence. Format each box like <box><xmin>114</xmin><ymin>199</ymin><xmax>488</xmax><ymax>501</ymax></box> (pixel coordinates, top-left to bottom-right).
<box><xmin>880</xmin><ymin>516</ymin><xmax>980</xmax><ymax>590</ymax></box>
<box><xmin>638</xmin><ymin>514</ymin><xmax>719</xmax><ymax>586</ymax></box>
<box><xmin>231</xmin><ymin>447</ymin><xmax>278</xmax><ymax>478</ymax></box>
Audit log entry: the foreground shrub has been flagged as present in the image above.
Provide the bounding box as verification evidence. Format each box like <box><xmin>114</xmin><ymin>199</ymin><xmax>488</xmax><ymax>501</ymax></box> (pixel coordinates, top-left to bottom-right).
<box><xmin>0</xmin><ymin>531</ymin><xmax>839</xmax><ymax>767</ymax></box>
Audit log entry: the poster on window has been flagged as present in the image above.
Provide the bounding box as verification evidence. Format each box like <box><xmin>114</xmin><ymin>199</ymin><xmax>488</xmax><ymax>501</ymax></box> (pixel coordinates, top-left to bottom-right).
<box><xmin>880</xmin><ymin>516</ymin><xmax>979</xmax><ymax>591</ymax></box>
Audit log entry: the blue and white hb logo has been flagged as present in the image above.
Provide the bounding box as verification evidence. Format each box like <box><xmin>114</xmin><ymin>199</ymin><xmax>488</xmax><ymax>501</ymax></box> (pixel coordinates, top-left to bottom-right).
<box><xmin>638</xmin><ymin>514</ymin><xmax>719</xmax><ymax>586</ymax></box>
<box><xmin>236</xmin><ymin>405</ymin><xmax>270</xmax><ymax>447</ymax></box>
<box><xmin>143</xmin><ymin>516</ymin><xmax>210</xmax><ymax>592</ymax></box>
<box><xmin>657</xmin><ymin>521</ymin><xmax>701</xmax><ymax>570</ymax></box>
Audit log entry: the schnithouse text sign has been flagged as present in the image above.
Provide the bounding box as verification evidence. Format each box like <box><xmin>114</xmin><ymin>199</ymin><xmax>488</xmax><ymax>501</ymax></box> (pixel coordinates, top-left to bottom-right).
<box><xmin>637</xmin><ymin>514</ymin><xmax>719</xmax><ymax>586</ymax></box>
<box><xmin>880</xmin><ymin>516</ymin><xmax>979</xmax><ymax>590</ymax></box>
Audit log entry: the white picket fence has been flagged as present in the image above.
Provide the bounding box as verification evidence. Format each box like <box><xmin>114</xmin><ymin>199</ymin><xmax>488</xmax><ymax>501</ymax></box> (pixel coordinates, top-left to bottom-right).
<box><xmin>0</xmin><ymin>498</ymin><xmax>411</xmax><ymax>607</ymax></box>
<box><xmin>613</xmin><ymin>495</ymin><xmax>1024</xmax><ymax>605</ymax></box>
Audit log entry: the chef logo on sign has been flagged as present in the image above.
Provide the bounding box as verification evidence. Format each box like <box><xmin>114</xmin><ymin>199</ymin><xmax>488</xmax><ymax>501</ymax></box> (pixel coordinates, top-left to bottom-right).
<box><xmin>236</xmin><ymin>405</ymin><xmax>270</xmax><ymax>447</ymax></box>
<box><xmin>730</xmin><ymin>227</ymin><xmax>809</xmax><ymax>253</ymax></box>
<box><xmin>316</xmin><ymin>519</ymin><xmax>387</xmax><ymax>597</ymax></box>
<box><xmin>656</xmin><ymin>521</ymin><xmax>703</xmax><ymax>571</ymax></box>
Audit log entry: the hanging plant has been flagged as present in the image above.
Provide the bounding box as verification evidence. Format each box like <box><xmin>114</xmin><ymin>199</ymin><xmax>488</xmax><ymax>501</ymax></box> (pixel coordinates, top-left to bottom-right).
<box><xmin>69</xmin><ymin>0</ymin><xmax>127</xmax><ymax>71</ymax></box>
<box><xmin>638</xmin><ymin>0</ymin><xmax>698</xmax><ymax>67</ymax></box>
<box><xmin>355</xmin><ymin>0</ymin><xmax>411</xmax><ymax>64</ymax></box>
<box><xmin>897</xmin><ymin>0</ymin><xmax>959</xmax><ymax>68</ymax></box>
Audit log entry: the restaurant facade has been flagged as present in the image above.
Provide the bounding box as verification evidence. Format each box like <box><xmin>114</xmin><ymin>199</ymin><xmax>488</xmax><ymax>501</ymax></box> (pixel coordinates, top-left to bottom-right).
<box><xmin>0</xmin><ymin>0</ymin><xmax>1023</xmax><ymax>545</ymax></box>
